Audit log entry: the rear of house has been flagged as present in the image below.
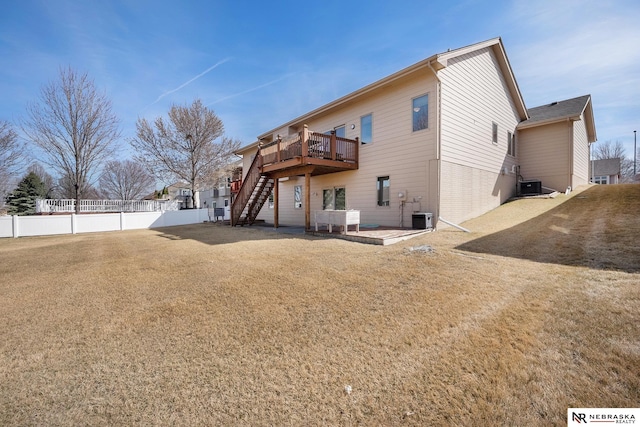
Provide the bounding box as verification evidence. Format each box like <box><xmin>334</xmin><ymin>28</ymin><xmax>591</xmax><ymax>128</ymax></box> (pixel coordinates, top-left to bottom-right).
<box><xmin>236</xmin><ymin>55</ymin><xmax>442</xmax><ymax>228</ymax></box>
<box><xmin>234</xmin><ymin>37</ymin><xmax>597</xmax><ymax>230</ymax></box>
<box><xmin>437</xmin><ymin>39</ymin><xmax>527</xmax><ymax>225</ymax></box>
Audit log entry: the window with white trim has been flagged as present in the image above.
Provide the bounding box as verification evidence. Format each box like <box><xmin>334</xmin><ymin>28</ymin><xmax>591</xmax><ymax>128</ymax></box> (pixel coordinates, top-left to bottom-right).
<box><xmin>593</xmin><ymin>176</ymin><xmax>608</xmax><ymax>185</ymax></box>
<box><xmin>294</xmin><ymin>185</ymin><xmax>302</xmax><ymax>209</ymax></box>
<box><xmin>323</xmin><ymin>187</ymin><xmax>345</xmax><ymax>210</ymax></box>
<box><xmin>492</xmin><ymin>122</ymin><xmax>498</xmax><ymax>145</ymax></box>
<box><xmin>361</xmin><ymin>113</ymin><xmax>372</xmax><ymax>144</ymax></box>
<box><xmin>377</xmin><ymin>176</ymin><xmax>390</xmax><ymax>207</ymax></box>
<box><xmin>507</xmin><ymin>131</ymin><xmax>516</xmax><ymax>156</ymax></box>
<box><xmin>412</xmin><ymin>95</ymin><xmax>429</xmax><ymax>131</ymax></box>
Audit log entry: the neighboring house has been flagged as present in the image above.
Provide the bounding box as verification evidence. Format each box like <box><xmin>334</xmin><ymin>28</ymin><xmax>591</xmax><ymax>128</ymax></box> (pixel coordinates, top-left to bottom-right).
<box><xmin>590</xmin><ymin>158</ymin><xmax>621</xmax><ymax>184</ymax></box>
<box><xmin>518</xmin><ymin>95</ymin><xmax>597</xmax><ymax>192</ymax></box>
<box><xmin>197</xmin><ymin>160</ymin><xmax>243</xmax><ymax>219</ymax></box>
<box><xmin>234</xmin><ymin>37</ymin><xmax>597</xmax><ymax>230</ymax></box>
<box><xmin>166</xmin><ymin>182</ymin><xmax>193</xmax><ymax>209</ymax></box>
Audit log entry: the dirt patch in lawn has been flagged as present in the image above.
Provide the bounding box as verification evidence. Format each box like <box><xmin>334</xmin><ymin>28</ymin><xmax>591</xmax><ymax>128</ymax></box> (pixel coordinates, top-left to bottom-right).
<box><xmin>0</xmin><ymin>184</ymin><xmax>638</xmax><ymax>426</ymax></box>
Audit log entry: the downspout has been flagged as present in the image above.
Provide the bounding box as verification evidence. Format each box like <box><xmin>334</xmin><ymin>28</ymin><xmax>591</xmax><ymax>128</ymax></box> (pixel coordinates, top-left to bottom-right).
<box><xmin>427</xmin><ymin>60</ymin><xmax>442</xmax><ymax>228</ymax></box>
<box><xmin>568</xmin><ymin>118</ymin><xmax>574</xmax><ymax>192</ymax></box>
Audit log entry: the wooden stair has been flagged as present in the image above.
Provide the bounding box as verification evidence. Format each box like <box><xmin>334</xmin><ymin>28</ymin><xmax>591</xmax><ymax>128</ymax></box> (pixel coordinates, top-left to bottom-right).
<box><xmin>230</xmin><ymin>153</ymin><xmax>274</xmax><ymax>226</ymax></box>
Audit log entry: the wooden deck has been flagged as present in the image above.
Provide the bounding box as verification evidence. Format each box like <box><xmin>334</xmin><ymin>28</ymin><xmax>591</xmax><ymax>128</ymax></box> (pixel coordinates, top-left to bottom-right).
<box><xmin>260</xmin><ymin>126</ymin><xmax>359</xmax><ymax>178</ymax></box>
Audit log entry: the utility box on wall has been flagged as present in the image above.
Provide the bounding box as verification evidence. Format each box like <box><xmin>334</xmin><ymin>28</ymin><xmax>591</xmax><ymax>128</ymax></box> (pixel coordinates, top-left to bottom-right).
<box><xmin>412</xmin><ymin>212</ymin><xmax>433</xmax><ymax>229</ymax></box>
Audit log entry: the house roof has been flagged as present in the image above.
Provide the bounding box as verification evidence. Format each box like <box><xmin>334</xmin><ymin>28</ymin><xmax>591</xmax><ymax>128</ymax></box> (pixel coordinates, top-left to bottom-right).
<box><xmin>167</xmin><ymin>181</ymin><xmax>190</xmax><ymax>189</ymax></box>
<box><xmin>591</xmin><ymin>158</ymin><xmax>621</xmax><ymax>176</ymax></box>
<box><xmin>237</xmin><ymin>37</ymin><xmax>527</xmax><ymax>154</ymax></box>
<box><xmin>518</xmin><ymin>95</ymin><xmax>597</xmax><ymax>142</ymax></box>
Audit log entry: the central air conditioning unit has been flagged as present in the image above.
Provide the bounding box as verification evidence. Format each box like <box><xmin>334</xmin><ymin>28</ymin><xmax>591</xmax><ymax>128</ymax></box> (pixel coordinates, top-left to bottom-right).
<box><xmin>520</xmin><ymin>180</ymin><xmax>542</xmax><ymax>195</ymax></box>
<box><xmin>412</xmin><ymin>212</ymin><xmax>433</xmax><ymax>230</ymax></box>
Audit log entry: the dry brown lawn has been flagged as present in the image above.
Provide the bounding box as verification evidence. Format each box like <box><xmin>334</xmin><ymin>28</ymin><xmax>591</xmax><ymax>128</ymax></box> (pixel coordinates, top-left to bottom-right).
<box><xmin>1</xmin><ymin>184</ymin><xmax>639</xmax><ymax>426</ymax></box>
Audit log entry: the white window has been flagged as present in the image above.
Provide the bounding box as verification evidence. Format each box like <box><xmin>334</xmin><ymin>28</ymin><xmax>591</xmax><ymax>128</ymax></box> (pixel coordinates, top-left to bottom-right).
<box><xmin>294</xmin><ymin>185</ymin><xmax>302</xmax><ymax>209</ymax></box>
<box><xmin>323</xmin><ymin>187</ymin><xmax>345</xmax><ymax>210</ymax></box>
<box><xmin>492</xmin><ymin>122</ymin><xmax>498</xmax><ymax>145</ymax></box>
<box><xmin>325</xmin><ymin>126</ymin><xmax>346</xmax><ymax>138</ymax></box>
<box><xmin>412</xmin><ymin>95</ymin><xmax>429</xmax><ymax>131</ymax></box>
<box><xmin>377</xmin><ymin>176</ymin><xmax>390</xmax><ymax>207</ymax></box>
<box><xmin>361</xmin><ymin>114</ymin><xmax>372</xmax><ymax>144</ymax></box>
<box><xmin>593</xmin><ymin>176</ymin><xmax>608</xmax><ymax>185</ymax></box>
<box><xmin>507</xmin><ymin>131</ymin><xmax>516</xmax><ymax>156</ymax></box>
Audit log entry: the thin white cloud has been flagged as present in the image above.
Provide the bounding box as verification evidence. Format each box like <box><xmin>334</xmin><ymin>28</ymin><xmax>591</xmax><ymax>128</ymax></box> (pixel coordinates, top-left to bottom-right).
<box><xmin>150</xmin><ymin>58</ymin><xmax>232</xmax><ymax>105</ymax></box>
<box><xmin>505</xmin><ymin>0</ymin><xmax>640</xmax><ymax>150</ymax></box>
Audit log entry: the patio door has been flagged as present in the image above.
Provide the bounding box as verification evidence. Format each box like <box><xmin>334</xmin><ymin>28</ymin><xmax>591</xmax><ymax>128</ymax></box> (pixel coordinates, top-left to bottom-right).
<box><xmin>323</xmin><ymin>187</ymin><xmax>345</xmax><ymax>210</ymax></box>
<box><xmin>324</xmin><ymin>125</ymin><xmax>345</xmax><ymax>138</ymax></box>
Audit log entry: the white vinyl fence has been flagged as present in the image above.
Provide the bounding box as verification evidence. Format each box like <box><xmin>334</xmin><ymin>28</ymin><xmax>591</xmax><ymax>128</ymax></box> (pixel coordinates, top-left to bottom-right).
<box><xmin>0</xmin><ymin>209</ymin><xmax>213</xmax><ymax>238</ymax></box>
<box><xmin>36</xmin><ymin>199</ymin><xmax>179</xmax><ymax>213</ymax></box>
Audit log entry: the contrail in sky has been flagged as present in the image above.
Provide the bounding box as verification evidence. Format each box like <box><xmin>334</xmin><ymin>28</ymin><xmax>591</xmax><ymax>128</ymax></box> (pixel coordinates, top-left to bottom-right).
<box><xmin>207</xmin><ymin>74</ymin><xmax>292</xmax><ymax>105</ymax></box>
<box><xmin>145</xmin><ymin>58</ymin><xmax>232</xmax><ymax>109</ymax></box>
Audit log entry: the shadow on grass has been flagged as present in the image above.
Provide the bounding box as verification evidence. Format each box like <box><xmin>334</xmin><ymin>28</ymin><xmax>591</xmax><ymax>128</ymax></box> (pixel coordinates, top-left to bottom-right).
<box><xmin>456</xmin><ymin>185</ymin><xmax>640</xmax><ymax>273</ymax></box>
<box><xmin>154</xmin><ymin>222</ymin><xmax>318</xmax><ymax>246</ymax></box>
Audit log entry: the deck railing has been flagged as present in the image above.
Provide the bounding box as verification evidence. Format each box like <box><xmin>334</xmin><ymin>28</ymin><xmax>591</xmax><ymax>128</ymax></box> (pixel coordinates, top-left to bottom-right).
<box><xmin>35</xmin><ymin>199</ymin><xmax>180</xmax><ymax>214</ymax></box>
<box><xmin>260</xmin><ymin>126</ymin><xmax>359</xmax><ymax>166</ymax></box>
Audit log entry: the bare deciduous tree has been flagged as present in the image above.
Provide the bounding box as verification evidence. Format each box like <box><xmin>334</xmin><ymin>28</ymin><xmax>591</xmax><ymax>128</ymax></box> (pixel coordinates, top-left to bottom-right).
<box><xmin>592</xmin><ymin>140</ymin><xmax>625</xmax><ymax>160</ymax></box>
<box><xmin>0</xmin><ymin>120</ymin><xmax>23</xmax><ymax>175</ymax></box>
<box><xmin>0</xmin><ymin>120</ymin><xmax>25</xmax><ymax>207</ymax></box>
<box><xmin>27</xmin><ymin>162</ymin><xmax>56</xmax><ymax>198</ymax></box>
<box><xmin>592</xmin><ymin>140</ymin><xmax>635</xmax><ymax>181</ymax></box>
<box><xmin>56</xmin><ymin>172</ymin><xmax>101</xmax><ymax>199</ymax></box>
<box><xmin>99</xmin><ymin>159</ymin><xmax>155</xmax><ymax>200</ymax></box>
<box><xmin>21</xmin><ymin>67</ymin><xmax>120</xmax><ymax>213</ymax></box>
<box><xmin>131</xmin><ymin>99</ymin><xmax>240</xmax><ymax>208</ymax></box>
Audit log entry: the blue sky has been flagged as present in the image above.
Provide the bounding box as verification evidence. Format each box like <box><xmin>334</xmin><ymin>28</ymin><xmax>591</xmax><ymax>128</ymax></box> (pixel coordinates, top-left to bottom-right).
<box><xmin>1</xmin><ymin>0</ymin><xmax>639</xmax><ymax>174</ymax></box>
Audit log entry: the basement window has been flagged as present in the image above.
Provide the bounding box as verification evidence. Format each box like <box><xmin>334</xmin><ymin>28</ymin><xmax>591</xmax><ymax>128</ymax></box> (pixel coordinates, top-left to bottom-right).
<box><xmin>294</xmin><ymin>185</ymin><xmax>302</xmax><ymax>209</ymax></box>
<box><xmin>377</xmin><ymin>176</ymin><xmax>390</xmax><ymax>207</ymax></box>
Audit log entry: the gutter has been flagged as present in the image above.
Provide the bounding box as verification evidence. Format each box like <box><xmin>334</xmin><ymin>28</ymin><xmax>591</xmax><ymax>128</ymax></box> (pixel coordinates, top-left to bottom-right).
<box><xmin>517</xmin><ymin>114</ymin><xmax>580</xmax><ymax>130</ymax></box>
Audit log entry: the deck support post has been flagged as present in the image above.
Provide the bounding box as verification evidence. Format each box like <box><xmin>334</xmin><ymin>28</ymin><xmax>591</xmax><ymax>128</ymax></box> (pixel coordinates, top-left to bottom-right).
<box><xmin>305</xmin><ymin>172</ymin><xmax>311</xmax><ymax>231</ymax></box>
<box><xmin>274</xmin><ymin>177</ymin><xmax>279</xmax><ymax>228</ymax></box>
<box><xmin>302</xmin><ymin>124</ymin><xmax>309</xmax><ymax>157</ymax></box>
<box><xmin>330</xmin><ymin>130</ymin><xmax>336</xmax><ymax>160</ymax></box>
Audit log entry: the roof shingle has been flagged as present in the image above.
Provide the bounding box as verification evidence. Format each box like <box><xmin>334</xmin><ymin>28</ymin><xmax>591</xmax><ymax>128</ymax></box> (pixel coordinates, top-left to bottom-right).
<box><xmin>524</xmin><ymin>95</ymin><xmax>591</xmax><ymax>125</ymax></box>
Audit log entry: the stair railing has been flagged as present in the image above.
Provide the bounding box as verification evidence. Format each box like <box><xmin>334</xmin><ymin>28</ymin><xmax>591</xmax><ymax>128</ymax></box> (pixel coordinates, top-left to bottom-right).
<box><xmin>231</xmin><ymin>152</ymin><xmax>263</xmax><ymax>226</ymax></box>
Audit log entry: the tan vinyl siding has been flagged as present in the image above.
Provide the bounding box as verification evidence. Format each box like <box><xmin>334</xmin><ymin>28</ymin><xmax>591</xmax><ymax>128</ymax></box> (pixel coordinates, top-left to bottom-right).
<box><xmin>518</xmin><ymin>121</ymin><xmax>571</xmax><ymax>192</ymax></box>
<box><xmin>440</xmin><ymin>161</ymin><xmax>515</xmax><ymax>224</ymax></box>
<box><xmin>256</xmin><ymin>71</ymin><xmax>439</xmax><ymax>227</ymax></box>
<box><xmin>437</xmin><ymin>46</ymin><xmax>520</xmax><ymax>224</ymax></box>
<box><xmin>572</xmin><ymin>116</ymin><xmax>590</xmax><ymax>187</ymax></box>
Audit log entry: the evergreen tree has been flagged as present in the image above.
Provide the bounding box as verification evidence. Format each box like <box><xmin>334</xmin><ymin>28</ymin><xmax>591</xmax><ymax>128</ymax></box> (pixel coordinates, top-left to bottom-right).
<box><xmin>6</xmin><ymin>172</ymin><xmax>47</xmax><ymax>215</ymax></box>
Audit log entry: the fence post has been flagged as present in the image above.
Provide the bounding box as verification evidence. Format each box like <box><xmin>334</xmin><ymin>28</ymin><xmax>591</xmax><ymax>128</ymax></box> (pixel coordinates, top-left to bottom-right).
<box><xmin>12</xmin><ymin>215</ymin><xmax>18</xmax><ymax>238</ymax></box>
<box><xmin>71</xmin><ymin>214</ymin><xmax>77</xmax><ymax>234</ymax></box>
<box><xmin>120</xmin><ymin>211</ymin><xmax>125</xmax><ymax>231</ymax></box>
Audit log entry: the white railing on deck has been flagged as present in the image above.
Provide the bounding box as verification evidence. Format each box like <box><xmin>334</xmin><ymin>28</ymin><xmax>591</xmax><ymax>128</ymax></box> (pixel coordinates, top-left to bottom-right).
<box><xmin>36</xmin><ymin>199</ymin><xmax>179</xmax><ymax>213</ymax></box>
